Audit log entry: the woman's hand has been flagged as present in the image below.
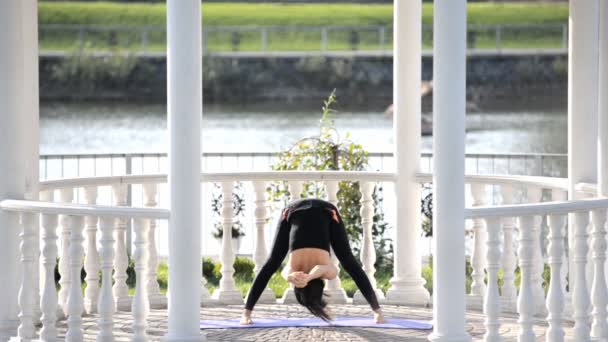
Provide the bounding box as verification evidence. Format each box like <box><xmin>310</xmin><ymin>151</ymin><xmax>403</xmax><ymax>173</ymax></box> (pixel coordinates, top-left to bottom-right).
<box><xmin>373</xmin><ymin>308</ymin><xmax>386</xmax><ymax>324</ymax></box>
<box><xmin>287</xmin><ymin>271</ymin><xmax>310</xmax><ymax>288</ymax></box>
<box><xmin>240</xmin><ymin>309</ymin><xmax>253</xmax><ymax>325</ymax></box>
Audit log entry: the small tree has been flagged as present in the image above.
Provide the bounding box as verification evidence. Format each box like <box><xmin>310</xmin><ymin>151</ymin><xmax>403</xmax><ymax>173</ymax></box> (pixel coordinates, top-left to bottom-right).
<box><xmin>268</xmin><ymin>90</ymin><xmax>392</xmax><ymax>269</ymax></box>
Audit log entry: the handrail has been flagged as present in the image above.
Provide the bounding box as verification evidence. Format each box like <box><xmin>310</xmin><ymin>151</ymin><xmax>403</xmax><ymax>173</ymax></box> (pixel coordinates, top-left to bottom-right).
<box><xmin>0</xmin><ymin>199</ymin><xmax>170</xmax><ymax>219</ymax></box>
<box><xmin>38</xmin><ymin>171</ymin><xmax>570</xmax><ymax>192</ymax></box>
<box><xmin>415</xmin><ymin>173</ymin><xmax>569</xmax><ymax>191</ymax></box>
<box><xmin>465</xmin><ymin>197</ymin><xmax>608</xmax><ymax>219</ymax></box>
<box><xmin>39</xmin><ymin>171</ymin><xmax>397</xmax><ymax>190</ymax></box>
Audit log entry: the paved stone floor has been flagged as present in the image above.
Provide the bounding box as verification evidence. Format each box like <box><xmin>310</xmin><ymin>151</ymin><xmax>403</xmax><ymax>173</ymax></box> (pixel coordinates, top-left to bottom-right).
<box><xmin>55</xmin><ymin>304</ymin><xmax>574</xmax><ymax>341</ymax></box>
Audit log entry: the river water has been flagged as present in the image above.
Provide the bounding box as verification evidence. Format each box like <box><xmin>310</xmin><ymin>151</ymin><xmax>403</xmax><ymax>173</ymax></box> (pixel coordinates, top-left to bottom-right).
<box><xmin>40</xmin><ymin>101</ymin><xmax>567</xmax><ymax>155</ymax></box>
<box><xmin>40</xmin><ymin>101</ymin><xmax>567</xmax><ymax>257</ymax></box>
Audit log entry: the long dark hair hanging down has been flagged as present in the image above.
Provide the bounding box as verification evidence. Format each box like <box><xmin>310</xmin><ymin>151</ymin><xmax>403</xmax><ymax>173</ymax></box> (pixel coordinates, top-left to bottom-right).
<box><xmin>294</xmin><ymin>278</ymin><xmax>332</xmax><ymax>322</ymax></box>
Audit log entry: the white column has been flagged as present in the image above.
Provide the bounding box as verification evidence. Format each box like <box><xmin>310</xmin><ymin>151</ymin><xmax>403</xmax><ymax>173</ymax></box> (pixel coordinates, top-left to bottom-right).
<box><xmin>428</xmin><ymin>0</ymin><xmax>470</xmax><ymax>341</ymax></box>
<box><xmin>324</xmin><ymin>180</ymin><xmax>348</xmax><ymax>304</ymax></box>
<box><xmin>143</xmin><ymin>184</ymin><xmax>167</xmax><ymax>309</ymax></box>
<box><xmin>250</xmin><ymin>181</ymin><xmax>275</xmax><ymax>304</ymax></box>
<box><xmin>211</xmin><ymin>181</ymin><xmax>243</xmax><ymax>304</ymax></box>
<box><xmin>599</xmin><ymin>0</ymin><xmax>608</xmax><ymax>197</ymax></box>
<box><xmin>111</xmin><ymin>184</ymin><xmax>130</xmax><ymax>311</ymax></box>
<box><xmin>500</xmin><ymin>185</ymin><xmax>517</xmax><ymax>313</ymax></box>
<box><xmin>132</xmin><ymin>218</ymin><xmax>150</xmax><ymax>342</ymax></box>
<box><xmin>164</xmin><ymin>0</ymin><xmax>204</xmax><ymax>340</ymax></box>
<box><xmin>483</xmin><ymin>217</ymin><xmax>502</xmax><ymax>342</ymax></box>
<box><xmin>0</xmin><ymin>1</ymin><xmax>34</xmax><ymax>339</ymax></box>
<box><xmin>572</xmin><ymin>211</ymin><xmax>591</xmax><ymax>341</ymax></box>
<box><xmin>569</xmin><ymin>1</ymin><xmax>599</xmax><ymax>198</ymax></box>
<box><xmin>546</xmin><ymin>214</ymin><xmax>566</xmax><ymax>342</ymax></box>
<box><xmin>84</xmin><ymin>187</ymin><xmax>100</xmax><ymax>314</ymax></box>
<box><xmin>98</xmin><ymin>217</ymin><xmax>116</xmax><ymax>342</ymax></box>
<box><xmin>58</xmin><ymin>188</ymin><xmax>74</xmax><ymax>317</ymax></box>
<box><xmin>386</xmin><ymin>0</ymin><xmax>430</xmax><ymax>306</ymax></box>
<box><xmin>468</xmin><ymin>183</ymin><xmax>487</xmax><ymax>309</ymax></box>
<box><xmin>40</xmin><ymin>191</ymin><xmax>58</xmax><ymax>342</ymax></box>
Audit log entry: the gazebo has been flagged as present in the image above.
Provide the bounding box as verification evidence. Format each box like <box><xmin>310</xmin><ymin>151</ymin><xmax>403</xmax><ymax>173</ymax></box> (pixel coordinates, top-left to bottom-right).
<box><xmin>0</xmin><ymin>0</ymin><xmax>607</xmax><ymax>341</ymax></box>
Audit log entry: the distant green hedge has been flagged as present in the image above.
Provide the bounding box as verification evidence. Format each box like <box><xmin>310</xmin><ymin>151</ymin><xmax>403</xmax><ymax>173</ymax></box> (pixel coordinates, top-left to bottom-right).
<box><xmin>39</xmin><ymin>2</ymin><xmax>568</xmax><ymax>27</ymax></box>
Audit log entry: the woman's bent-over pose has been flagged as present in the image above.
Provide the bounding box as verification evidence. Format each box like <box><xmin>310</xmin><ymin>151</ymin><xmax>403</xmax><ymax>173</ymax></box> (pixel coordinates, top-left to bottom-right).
<box><xmin>241</xmin><ymin>198</ymin><xmax>384</xmax><ymax>324</ymax></box>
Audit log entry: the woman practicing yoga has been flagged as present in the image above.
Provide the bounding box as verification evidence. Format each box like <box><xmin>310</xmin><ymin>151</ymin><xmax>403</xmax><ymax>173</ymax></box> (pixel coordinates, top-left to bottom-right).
<box><xmin>241</xmin><ymin>198</ymin><xmax>385</xmax><ymax>324</ymax></box>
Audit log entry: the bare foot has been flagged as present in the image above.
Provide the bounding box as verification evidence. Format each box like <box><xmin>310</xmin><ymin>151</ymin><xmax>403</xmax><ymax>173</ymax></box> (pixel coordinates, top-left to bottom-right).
<box><xmin>240</xmin><ymin>310</ymin><xmax>253</xmax><ymax>325</ymax></box>
<box><xmin>373</xmin><ymin>310</ymin><xmax>386</xmax><ymax>324</ymax></box>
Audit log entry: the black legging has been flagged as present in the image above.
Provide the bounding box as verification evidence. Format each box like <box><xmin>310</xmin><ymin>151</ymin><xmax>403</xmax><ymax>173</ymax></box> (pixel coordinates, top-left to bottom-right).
<box><xmin>244</xmin><ymin>200</ymin><xmax>380</xmax><ymax>311</ymax></box>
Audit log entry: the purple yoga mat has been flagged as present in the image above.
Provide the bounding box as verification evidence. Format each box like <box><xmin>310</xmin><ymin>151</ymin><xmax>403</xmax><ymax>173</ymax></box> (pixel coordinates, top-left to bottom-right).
<box><xmin>200</xmin><ymin>317</ymin><xmax>433</xmax><ymax>330</ymax></box>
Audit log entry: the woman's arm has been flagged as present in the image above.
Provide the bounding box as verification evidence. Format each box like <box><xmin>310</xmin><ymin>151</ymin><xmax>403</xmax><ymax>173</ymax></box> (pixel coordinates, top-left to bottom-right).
<box><xmin>287</xmin><ymin>265</ymin><xmax>338</xmax><ymax>288</ymax></box>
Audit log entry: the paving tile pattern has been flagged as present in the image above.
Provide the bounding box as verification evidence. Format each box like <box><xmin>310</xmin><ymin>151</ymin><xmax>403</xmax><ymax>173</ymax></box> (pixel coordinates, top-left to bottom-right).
<box><xmin>53</xmin><ymin>304</ymin><xmax>574</xmax><ymax>342</ymax></box>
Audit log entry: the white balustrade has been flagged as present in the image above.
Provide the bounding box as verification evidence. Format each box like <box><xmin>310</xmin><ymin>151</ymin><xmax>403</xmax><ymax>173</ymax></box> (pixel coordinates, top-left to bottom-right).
<box><xmin>354</xmin><ymin>181</ymin><xmax>385</xmax><ymax>303</ymax></box>
<box><xmin>572</xmin><ymin>211</ymin><xmax>591</xmax><ymax>341</ymax></box>
<box><xmin>66</xmin><ymin>215</ymin><xmax>85</xmax><ymax>342</ymax></box>
<box><xmin>143</xmin><ymin>183</ymin><xmax>167</xmax><ymax>309</ymax></box>
<box><xmin>39</xmin><ymin>193</ymin><xmax>59</xmax><ymax>341</ymax></box>
<box><xmin>281</xmin><ymin>181</ymin><xmax>302</xmax><ymax>304</ymax></box>
<box><xmin>112</xmin><ymin>184</ymin><xmax>131</xmax><ymax>311</ymax></box>
<box><xmin>84</xmin><ymin>186</ymin><xmax>101</xmax><ymax>314</ymax></box>
<box><xmin>483</xmin><ymin>217</ymin><xmax>502</xmax><ymax>342</ymax></box>
<box><xmin>98</xmin><ymin>217</ymin><xmax>116</xmax><ymax>342</ymax></box>
<box><xmin>527</xmin><ymin>186</ymin><xmax>546</xmax><ymax>313</ymax></box>
<box><xmin>251</xmin><ymin>180</ymin><xmax>275</xmax><ymax>304</ymax></box>
<box><xmin>58</xmin><ymin>188</ymin><xmax>74</xmax><ymax>316</ymax></box>
<box><xmin>590</xmin><ymin>208</ymin><xmax>608</xmax><ymax>340</ymax></box>
<box><xmin>212</xmin><ymin>181</ymin><xmax>243</xmax><ymax>304</ymax></box>
<box><xmin>500</xmin><ymin>185</ymin><xmax>518</xmax><ymax>312</ymax></box>
<box><xmin>132</xmin><ymin>217</ymin><xmax>150</xmax><ymax>342</ymax></box>
<box><xmin>517</xmin><ymin>215</ymin><xmax>537</xmax><ymax>342</ymax></box>
<box><xmin>15</xmin><ymin>213</ymin><xmax>37</xmax><ymax>340</ymax></box>
<box><xmin>324</xmin><ymin>180</ymin><xmax>348</xmax><ymax>304</ymax></box>
<box><xmin>546</xmin><ymin>213</ymin><xmax>566</xmax><ymax>342</ymax></box>
<box><xmin>469</xmin><ymin>183</ymin><xmax>488</xmax><ymax>308</ymax></box>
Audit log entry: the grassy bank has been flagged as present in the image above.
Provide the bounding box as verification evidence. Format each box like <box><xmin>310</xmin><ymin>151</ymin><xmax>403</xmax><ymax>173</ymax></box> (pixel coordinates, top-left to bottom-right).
<box><xmin>39</xmin><ymin>2</ymin><xmax>568</xmax><ymax>52</ymax></box>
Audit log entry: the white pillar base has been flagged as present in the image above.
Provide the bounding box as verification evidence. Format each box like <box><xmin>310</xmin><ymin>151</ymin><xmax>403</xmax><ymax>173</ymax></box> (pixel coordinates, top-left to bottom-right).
<box><xmin>427</xmin><ymin>333</ymin><xmax>472</xmax><ymax>342</ymax></box>
<box><xmin>211</xmin><ymin>290</ymin><xmax>243</xmax><ymax>305</ymax></box>
<box><xmin>162</xmin><ymin>334</ymin><xmax>206</xmax><ymax>342</ymax></box>
<box><xmin>149</xmin><ymin>294</ymin><xmax>168</xmax><ymax>310</ymax></box>
<box><xmin>116</xmin><ymin>297</ymin><xmax>132</xmax><ymax>312</ymax></box>
<box><xmin>324</xmin><ymin>288</ymin><xmax>349</xmax><ymax>304</ymax></box>
<box><xmin>353</xmin><ymin>289</ymin><xmax>385</xmax><ymax>305</ymax></box>
<box><xmin>258</xmin><ymin>288</ymin><xmax>277</xmax><ymax>304</ymax></box>
<box><xmin>386</xmin><ymin>279</ymin><xmax>431</xmax><ymax>306</ymax></box>
<box><xmin>280</xmin><ymin>288</ymin><xmax>298</xmax><ymax>304</ymax></box>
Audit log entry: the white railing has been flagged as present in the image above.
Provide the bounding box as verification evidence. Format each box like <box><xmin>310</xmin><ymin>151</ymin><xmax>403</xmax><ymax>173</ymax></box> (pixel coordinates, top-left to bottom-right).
<box><xmin>464</xmin><ymin>195</ymin><xmax>608</xmax><ymax>341</ymax></box>
<box><xmin>40</xmin><ymin>23</ymin><xmax>569</xmax><ymax>53</ymax></box>
<box><xmin>3</xmin><ymin>169</ymin><xmax>597</xmax><ymax>340</ymax></box>
<box><xmin>39</xmin><ymin>151</ymin><xmax>568</xmax><ymax>179</ymax></box>
<box><xmin>1</xmin><ymin>197</ymin><xmax>168</xmax><ymax>341</ymax></box>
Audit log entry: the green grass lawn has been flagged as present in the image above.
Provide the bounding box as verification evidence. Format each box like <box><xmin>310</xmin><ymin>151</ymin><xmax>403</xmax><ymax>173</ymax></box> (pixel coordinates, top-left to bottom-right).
<box><xmin>39</xmin><ymin>2</ymin><xmax>568</xmax><ymax>52</ymax></box>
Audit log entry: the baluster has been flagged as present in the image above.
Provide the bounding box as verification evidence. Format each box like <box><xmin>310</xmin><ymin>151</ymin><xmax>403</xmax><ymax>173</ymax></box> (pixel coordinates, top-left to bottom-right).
<box><xmin>527</xmin><ymin>186</ymin><xmax>545</xmax><ymax>313</ymax></box>
<box><xmin>469</xmin><ymin>183</ymin><xmax>488</xmax><ymax>309</ymax></box>
<box><xmin>324</xmin><ymin>180</ymin><xmax>348</xmax><ymax>304</ymax></box>
<box><xmin>15</xmin><ymin>213</ymin><xmax>37</xmax><ymax>340</ymax></box>
<box><xmin>483</xmin><ymin>217</ymin><xmax>502</xmax><ymax>342</ymax></box>
<box><xmin>546</xmin><ymin>214</ymin><xmax>566</xmax><ymax>342</ymax></box>
<box><xmin>354</xmin><ymin>181</ymin><xmax>385</xmax><ymax>303</ymax></box>
<box><xmin>58</xmin><ymin>188</ymin><xmax>74</xmax><ymax>316</ymax></box>
<box><xmin>40</xmin><ymin>190</ymin><xmax>59</xmax><ymax>341</ymax></box>
<box><xmin>517</xmin><ymin>215</ymin><xmax>537</xmax><ymax>342</ymax></box>
<box><xmin>98</xmin><ymin>217</ymin><xmax>116</xmax><ymax>342</ymax></box>
<box><xmin>112</xmin><ymin>184</ymin><xmax>130</xmax><ymax>311</ymax></box>
<box><xmin>132</xmin><ymin>217</ymin><xmax>150</xmax><ymax>342</ymax></box>
<box><xmin>66</xmin><ymin>216</ymin><xmax>85</xmax><ymax>342</ymax></box>
<box><xmin>250</xmin><ymin>180</ymin><xmax>275</xmax><ymax>304</ymax></box>
<box><xmin>572</xmin><ymin>211</ymin><xmax>591</xmax><ymax>341</ymax></box>
<box><xmin>281</xmin><ymin>181</ymin><xmax>303</xmax><ymax>304</ymax></box>
<box><xmin>143</xmin><ymin>184</ymin><xmax>167</xmax><ymax>309</ymax></box>
<box><xmin>500</xmin><ymin>185</ymin><xmax>517</xmax><ymax>313</ymax></box>
<box><xmin>84</xmin><ymin>186</ymin><xmax>101</xmax><ymax>314</ymax></box>
<box><xmin>590</xmin><ymin>208</ymin><xmax>608</xmax><ymax>339</ymax></box>
<box><xmin>212</xmin><ymin>181</ymin><xmax>243</xmax><ymax>304</ymax></box>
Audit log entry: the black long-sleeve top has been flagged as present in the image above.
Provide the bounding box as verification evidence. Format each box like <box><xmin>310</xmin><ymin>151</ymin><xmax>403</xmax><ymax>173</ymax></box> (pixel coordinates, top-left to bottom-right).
<box><xmin>244</xmin><ymin>198</ymin><xmax>380</xmax><ymax>311</ymax></box>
